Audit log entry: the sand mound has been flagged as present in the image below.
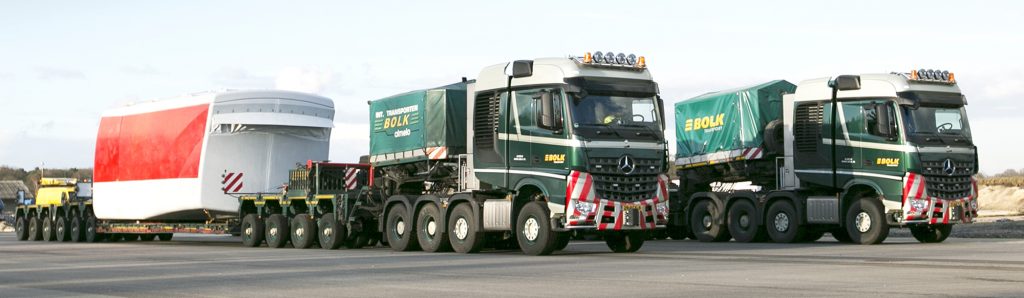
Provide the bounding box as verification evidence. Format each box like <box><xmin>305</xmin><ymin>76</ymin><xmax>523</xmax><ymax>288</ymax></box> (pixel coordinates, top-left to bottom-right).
<box><xmin>978</xmin><ymin>185</ymin><xmax>1024</xmax><ymax>214</ymax></box>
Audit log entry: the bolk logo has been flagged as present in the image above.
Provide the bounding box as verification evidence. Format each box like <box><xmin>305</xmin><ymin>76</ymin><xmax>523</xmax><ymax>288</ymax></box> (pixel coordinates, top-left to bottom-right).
<box><xmin>684</xmin><ymin>113</ymin><xmax>726</xmax><ymax>132</ymax></box>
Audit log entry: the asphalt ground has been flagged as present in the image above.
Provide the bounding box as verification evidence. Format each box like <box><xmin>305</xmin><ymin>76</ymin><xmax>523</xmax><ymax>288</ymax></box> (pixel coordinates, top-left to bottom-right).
<box><xmin>1</xmin><ymin>233</ymin><xmax>1023</xmax><ymax>297</ymax></box>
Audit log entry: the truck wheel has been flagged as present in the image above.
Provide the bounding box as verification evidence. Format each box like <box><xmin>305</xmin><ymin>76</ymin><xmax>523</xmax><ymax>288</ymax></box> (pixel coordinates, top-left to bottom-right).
<box><xmin>765</xmin><ymin>200</ymin><xmax>804</xmax><ymax>243</ymax></box>
<box><xmin>605</xmin><ymin>231</ymin><xmax>645</xmax><ymax>253</ymax></box>
<box><xmin>291</xmin><ymin>214</ymin><xmax>317</xmax><ymax>249</ymax></box>
<box><xmin>55</xmin><ymin>215</ymin><xmax>71</xmax><ymax>242</ymax></box>
<box><xmin>910</xmin><ymin>224</ymin><xmax>952</xmax><ymax>243</ymax></box>
<box><xmin>448</xmin><ymin>203</ymin><xmax>483</xmax><ymax>253</ymax></box>
<box><xmin>69</xmin><ymin>212</ymin><xmax>84</xmax><ymax>242</ymax></box>
<box><xmin>264</xmin><ymin>214</ymin><xmax>291</xmax><ymax>248</ymax></box>
<box><xmin>157</xmin><ymin>233</ymin><xmax>173</xmax><ymax>241</ymax></box>
<box><xmin>317</xmin><ymin>213</ymin><xmax>345</xmax><ymax>250</ymax></box>
<box><xmin>42</xmin><ymin>216</ymin><xmax>57</xmax><ymax>241</ymax></box>
<box><xmin>15</xmin><ymin>215</ymin><xmax>29</xmax><ymax>241</ymax></box>
<box><xmin>386</xmin><ymin>204</ymin><xmax>419</xmax><ymax>251</ymax></box>
<box><xmin>555</xmin><ymin>232</ymin><xmax>570</xmax><ymax>251</ymax></box>
<box><xmin>28</xmin><ymin>215</ymin><xmax>43</xmax><ymax>241</ymax></box>
<box><xmin>140</xmin><ymin>234</ymin><xmax>156</xmax><ymax>241</ymax></box>
<box><xmin>844</xmin><ymin>197</ymin><xmax>889</xmax><ymax>244</ymax></box>
<box><xmin>727</xmin><ymin>200</ymin><xmax>765</xmax><ymax>243</ymax></box>
<box><xmin>416</xmin><ymin>204</ymin><xmax>451</xmax><ymax>252</ymax></box>
<box><xmin>241</xmin><ymin>214</ymin><xmax>265</xmax><ymax>247</ymax></box>
<box><xmin>516</xmin><ymin>202</ymin><xmax>557</xmax><ymax>255</ymax></box>
<box><xmin>690</xmin><ymin>200</ymin><xmax>730</xmax><ymax>242</ymax></box>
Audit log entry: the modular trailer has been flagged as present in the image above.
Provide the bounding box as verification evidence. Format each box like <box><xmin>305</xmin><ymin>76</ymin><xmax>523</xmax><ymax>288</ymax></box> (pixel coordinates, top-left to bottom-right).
<box><xmin>668</xmin><ymin>69</ymin><xmax>979</xmax><ymax>244</ymax></box>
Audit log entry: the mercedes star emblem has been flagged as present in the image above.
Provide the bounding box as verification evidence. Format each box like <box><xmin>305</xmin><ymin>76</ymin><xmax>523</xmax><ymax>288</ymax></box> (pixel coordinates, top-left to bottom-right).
<box><xmin>618</xmin><ymin>155</ymin><xmax>636</xmax><ymax>175</ymax></box>
<box><xmin>943</xmin><ymin>159</ymin><xmax>956</xmax><ymax>176</ymax></box>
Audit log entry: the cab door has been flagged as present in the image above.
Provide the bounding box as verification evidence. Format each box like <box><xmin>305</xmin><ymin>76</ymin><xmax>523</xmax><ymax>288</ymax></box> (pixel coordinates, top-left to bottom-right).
<box><xmin>512</xmin><ymin>88</ymin><xmax>568</xmax><ymax>171</ymax></box>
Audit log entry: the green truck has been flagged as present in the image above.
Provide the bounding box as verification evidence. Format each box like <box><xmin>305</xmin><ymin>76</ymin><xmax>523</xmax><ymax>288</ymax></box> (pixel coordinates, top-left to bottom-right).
<box><xmin>670</xmin><ymin>69</ymin><xmax>978</xmax><ymax>244</ymax></box>
<box><xmin>370</xmin><ymin>52</ymin><xmax>671</xmax><ymax>254</ymax></box>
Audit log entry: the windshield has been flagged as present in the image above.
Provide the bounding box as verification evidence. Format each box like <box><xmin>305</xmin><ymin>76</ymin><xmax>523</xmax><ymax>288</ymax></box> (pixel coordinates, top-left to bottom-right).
<box><xmin>570</xmin><ymin>94</ymin><xmax>660</xmax><ymax>128</ymax></box>
<box><xmin>902</xmin><ymin>106</ymin><xmax>972</xmax><ymax>139</ymax></box>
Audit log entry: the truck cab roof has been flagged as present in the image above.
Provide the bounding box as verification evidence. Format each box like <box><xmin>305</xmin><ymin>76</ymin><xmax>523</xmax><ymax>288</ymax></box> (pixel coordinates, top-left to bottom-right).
<box><xmin>794</xmin><ymin>72</ymin><xmax>963</xmax><ymax>103</ymax></box>
<box><xmin>473</xmin><ymin>57</ymin><xmax>654</xmax><ymax>93</ymax></box>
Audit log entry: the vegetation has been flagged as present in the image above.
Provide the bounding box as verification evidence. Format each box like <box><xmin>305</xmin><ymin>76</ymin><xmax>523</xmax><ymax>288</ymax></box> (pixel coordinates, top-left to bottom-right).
<box><xmin>0</xmin><ymin>166</ymin><xmax>93</xmax><ymax>194</ymax></box>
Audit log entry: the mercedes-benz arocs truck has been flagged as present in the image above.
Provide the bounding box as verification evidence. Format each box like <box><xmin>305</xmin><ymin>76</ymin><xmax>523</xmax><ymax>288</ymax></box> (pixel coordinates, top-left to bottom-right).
<box><xmin>669</xmin><ymin>69</ymin><xmax>978</xmax><ymax>244</ymax></box>
<box><xmin>369</xmin><ymin>52</ymin><xmax>670</xmax><ymax>255</ymax></box>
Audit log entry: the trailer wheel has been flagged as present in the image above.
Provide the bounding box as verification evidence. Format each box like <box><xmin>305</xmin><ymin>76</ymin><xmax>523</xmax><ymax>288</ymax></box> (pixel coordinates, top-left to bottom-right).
<box><xmin>291</xmin><ymin>214</ymin><xmax>317</xmax><ymax>249</ymax></box>
<box><xmin>416</xmin><ymin>204</ymin><xmax>451</xmax><ymax>253</ymax></box>
<box><xmin>910</xmin><ymin>224</ymin><xmax>952</xmax><ymax>243</ymax></box>
<box><xmin>140</xmin><ymin>234</ymin><xmax>156</xmax><ymax>241</ymax></box>
<box><xmin>265</xmin><ymin>214</ymin><xmax>291</xmax><ymax>248</ymax></box>
<box><xmin>28</xmin><ymin>215</ymin><xmax>43</xmax><ymax>241</ymax></box>
<box><xmin>516</xmin><ymin>202</ymin><xmax>557</xmax><ymax>256</ymax></box>
<box><xmin>55</xmin><ymin>215</ymin><xmax>71</xmax><ymax>242</ymax></box>
<box><xmin>84</xmin><ymin>213</ymin><xmax>101</xmax><ymax>243</ymax></box>
<box><xmin>448</xmin><ymin>203</ymin><xmax>483</xmax><ymax>253</ymax></box>
<box><xmin>765</xmin><ymin>200</ymin><xmax>804</xmax><ymax>243</ymax></box>
<box><xmin>70</xmin><ymin>211</ymin><xmax>84</xmax><ymax>242</ymax></box>
<box><xmin>317</xmin><ymin>213</ymin><xmax>345</xmax><ymax>250</ymax></box>
<box><xmin>728</xmin><ymin>200</ymin><xmax>765</xmax><ymax>243</ymax></box>
<box><xmin>157</xmin><ymin>233</ymin><xmax>173</xmax><ymax>241</ymax></box>
<box><xmin>690</xmin><ymin>200</ymin><xmax>730</xmax><ymax>242</ymax></box>
<box><xmin>241</xmin><ymin>214</ymin><xmax>266</xmax><ymax>247</ymax></box>
<box><xmin>385</xmin><ymin>204</ymin><xmax>419</xmax><ymax>251</ymax></box>
<box><xmin>843</xmin><ymin>197</ymin><xmax>889</xmax><ymax>245</ymax></box>
<box><xmin>42</xmin><ymin>215</ymin><xmax>57</xmax><ymax>241</ymax></box>
<box><xmin>605</xmin><ymin>231</ymin><xmax>645</xmax><ymax>253</ymax></box>
<box><xmin>15</xmin><ymin>215</ymin><xmax>29</xmax><ymax>241</ymax></box>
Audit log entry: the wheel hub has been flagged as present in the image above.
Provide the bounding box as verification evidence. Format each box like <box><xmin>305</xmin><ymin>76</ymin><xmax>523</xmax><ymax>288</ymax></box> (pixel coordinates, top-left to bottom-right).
<box><xmin>855</xmin><ymin>212</ymin><xmax>872</xmax><ymax>233</ymax></box>
<box><xmin>426</xmin><ymin>219</ymin><xmax>437</xmax><ymax>236</ymax></box>
<box><xmin>269</xmin><ymin>227</ymin><xmax>278</xmax><ymax>237</ymax></box>
<box><xmin>455</xmin><ymin>218</ymin><xmax>469</xmax><ymax>240</ymax></box>
<box><xmin>774</xmin><ymin>213</ymin><xmax>790</xmax><ymax>232</ymax></box>
<box><xmin>295</xmin><ymin>227</ymin><xmax>305</xmax><ymax>237</ymax></box>
<box><xmin>702</xmin><ymin>214</ymin><xmax>712</xmax><ymax>229</ymax></box>
<box><xmin>524</xmin><ymin>217</ymin><xmax>540</xmax><ymax>242</ymax></box>
<box><xmin>739</xmin><ymin>214</ymin><xmax>750</xmax><ymax>229</ymax></box>
<box><xmin>323</xmin><ymin>227</ymin><xmax>333</xmax><ymax>237</ymax></box>
<box><xmin>244</xmin><ymin>227</ymin><xmax>252</xmax><ymax>237</ymax></box>
<box><xmin>395</xmin><ymin>220</ymin><xmax>406</xmax><ymax>237</ymax></box>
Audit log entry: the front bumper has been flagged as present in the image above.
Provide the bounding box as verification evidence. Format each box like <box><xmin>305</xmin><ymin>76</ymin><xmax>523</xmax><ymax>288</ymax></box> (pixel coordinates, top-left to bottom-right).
<box><xmin>563</xmin><ymin>171</ymin><xmax>670</xmax><ymax>231</ymax></box>
<box><xmin>901</xmin><ymin>172</ymin><xmax>978</xmax><ymax>224</ymax></box>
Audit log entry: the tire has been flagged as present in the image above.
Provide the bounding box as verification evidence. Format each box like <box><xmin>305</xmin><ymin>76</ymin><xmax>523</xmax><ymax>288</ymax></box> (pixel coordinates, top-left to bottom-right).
<box><xmin>140</xmin><ymin>234</ymin><xmax>156</xmax><ymax>241</ymax></box>
<box><xmin>605</xmin><ymin>231</ymin><xmax>645</xmax><ymax>253</ymax></box>
<box><xmin>15</xmin><ymin>216</ymin><xmax>29</xmax><ymax>241</ymax></box>
<box><xmin>448</xmin><ymin>203</ymin><xmax>484</xmax><ymax>253</ymax></box>
<box><xmin>830</xmin><ymin>228</ymin><xmax>853</xmax><ymax>243</ymax></box>
<box><xmin>727</xmin><ymin>200</ymin><xmax>765</xmax><ymax>243</ymax></box>
<box><xmin>317</xmin><ymin>213</ymin><xmax>345</xmax><ymax>250</ymax></box>
<box><xmin>689</xmin><ymin>200</ymin><xmax>730</xmax><ymax>242</ymax></box>
<box><xmin>241</xmin><ymin>214</ymin><xmax>265</xmax><ymax>247</ymax></box>
<box><xmin>157</xmin><ymin>233</ymin><xmax>173</xmax><ymax>241</ymax></box>
<box><xmin>290</xmin><ymin>214</ymin><xmax>317</xmax><ymax>249</ymax></box>
<box><xmin>264</xmin><ymin>214</ymin><xmax>291</xmax><ymax>248</ymax></box>
<box><xmin>29</xmin><ymin>215</ymin><xmax>43</xmax><ymax>241</ymax></box>
<box><xmin>844</xmin><ymin>197</ymin><xmax>889</xmax><ymax>245</ymax></box>
<box><xmin>55</xmin><ymin>215</ymin><xmax>71</xmax><ymax>242</ymax></box>
<box><xmin>764</xmin><ymin>119</ymin><xmax>784</xmax><ymax>154</ymax></box>
<box><xmin>516</xmin><ymin>202</ymin><xmax>557</xmax><ymax>256</ymax></box>
<box><xmin>910</xmin><ymin>224</ymin><xmax>952</xmax><ymax>243</ymax></box>
<box><xmin>416</xmin><ymin>204</ymin><xmax>451</xmax><ymax>253</ymax></box>
<box><xmin>765</xmin><ymin>200</ymin><xmax>804</xmax><ymax>243</ymax></box>
<box><xmin>43</xmin><ymin>215</ymin><xmax>57</xmax><ymax>241</ymax></box>
<box><xmin>555</xmin><ymin>232</ymin><xmax>570</xmax><ymax>251</ymax></box>
<box><xmin>385</xmin><ymin>204</ymin><xmax>419</xmax><ymax>251</ymax></box>
<box><xmin>85</xmin><ymin>213</ymin><xmax>101</xmax><ymax>243</ymax></box>
<box><xmin>70</xmin><ymin>212</ymin><xmax>84</xmax><ymax>242</ymax></box>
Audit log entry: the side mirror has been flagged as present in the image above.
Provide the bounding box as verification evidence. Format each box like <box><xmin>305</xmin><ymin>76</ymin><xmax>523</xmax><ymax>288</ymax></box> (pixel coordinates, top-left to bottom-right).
<box><xmin>831</xmin><ymin>75</ymin><xmax>862</xmax><ymax>91</ymax></box>
<box><xmin>504</xmin><ymin>60</ymin><xmax>534</xmax><ymax>78</ymax></box>
<box><xmin>537</xmin><ymin>92</ymin><xmax>554</xmax><ymax>128</ymax></box>
<box><xmin>873</xmin><ymin>103</ymin><xmax>895</xmax><ymax>139</ymax></box>
<box><xmin>656</xmin><ymin>96</ymin><xmax>666</xmax><ymax>130</ymax></box>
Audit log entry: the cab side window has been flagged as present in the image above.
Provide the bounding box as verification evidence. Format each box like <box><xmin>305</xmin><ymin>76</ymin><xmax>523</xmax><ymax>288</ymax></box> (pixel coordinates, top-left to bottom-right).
<box><xmin>514</xmin><ymin>88</ymin><xmax>563</xmax><ymax>135</ymax></box>
<box><xmin>842</xmin><ymin>101</ymin><xmax>897</xmax><ymax>143</ymax></box>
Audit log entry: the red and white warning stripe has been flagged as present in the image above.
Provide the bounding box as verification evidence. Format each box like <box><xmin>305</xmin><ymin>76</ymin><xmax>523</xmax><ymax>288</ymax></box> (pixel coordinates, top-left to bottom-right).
<box><xmin>564</xmin><ymin>171</ymin><xmax>670</xmax><ymax>230</ymax></box>
<box><xmin>741</xmin><ymin>147</ymin><xmax>764</xmax><ymax>160</ymax></box>
<box><xmin>344</xmin><ymin>168</ymin><xmax>360</xmax><ymax>190</ymax></box>
<box><xmin>902</xmin><ymin>172</ymin><xmax>977</xmax><ymax>224</ymax></box>
<box><xmin>221</xmin><ymin>171</ymin><xmax>244</xmax><ymax>193</ymax></box>
<box><xmin>425</xmin><ymin>146</ymin><xmax>448</xmax><ymax>160</ymax></box>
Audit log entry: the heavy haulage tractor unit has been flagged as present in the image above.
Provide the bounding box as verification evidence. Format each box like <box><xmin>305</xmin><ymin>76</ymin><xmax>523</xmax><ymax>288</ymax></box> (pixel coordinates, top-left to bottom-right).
<box><xmin>669</xmin><ymin>69</ymin><xmax>978</xmax><ymax>245</ymax></box>
<box><xmin>13</xmin><ymin>178</ymin><xmax>92</xmax><ymax>242</ymax></box>
<box><xmin>370</xmin><ymin>51</ymin><xmax>671</xmax><ymax>255</ymax></box>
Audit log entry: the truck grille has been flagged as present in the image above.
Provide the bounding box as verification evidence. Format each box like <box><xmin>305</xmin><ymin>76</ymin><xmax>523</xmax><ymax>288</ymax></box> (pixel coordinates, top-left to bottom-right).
<box><xmin>921</xmin><ymin>160</ymin><xmax>974</xmax><ymax>199</ymax></box>
<box><xmin>587</xmin><ymin>157</ymin><xmax>662</xmax><ymax>202</ymax></box>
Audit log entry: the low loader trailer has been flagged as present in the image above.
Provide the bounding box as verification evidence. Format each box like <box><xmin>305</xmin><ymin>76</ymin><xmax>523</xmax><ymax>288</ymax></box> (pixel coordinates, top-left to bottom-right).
<box><xmin>668</xmin><ymin>69</ymin><xmax>979</xmax><ymax>244</ymax></box>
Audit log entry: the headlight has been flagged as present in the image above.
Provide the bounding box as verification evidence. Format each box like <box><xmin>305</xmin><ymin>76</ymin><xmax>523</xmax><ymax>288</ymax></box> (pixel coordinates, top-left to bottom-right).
<box><xmin>970</xmin><ymin>199</ymin><xmax>978</xmax><ymax>209</ymax></box>
<box><xmin>911</xmin><ymin>200</ymin><xmax>926</xmax><ymax>211</ymax></box>
<box><xmin>574</xmin><ymin>201</ymin><xmax>595</xmax><ymax>214</ymax></box>
<box><xmin>656</xmin><ymin>202</ymin><xmax>669</xmax><ymax>215</ymax></box>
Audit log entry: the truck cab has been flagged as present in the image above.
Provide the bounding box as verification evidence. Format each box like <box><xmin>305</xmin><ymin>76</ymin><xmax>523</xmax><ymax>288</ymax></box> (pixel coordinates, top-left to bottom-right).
<box><xmin>782</xmin><ymin>69</ymin><xmax>978</xmax><ymax>243</ymax></box>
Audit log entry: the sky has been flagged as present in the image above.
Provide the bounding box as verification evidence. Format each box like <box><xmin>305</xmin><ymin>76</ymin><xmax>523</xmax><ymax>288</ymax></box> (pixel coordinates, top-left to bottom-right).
<box><xmin>1</xmin><ymin>1</ymin><xmax>1022</xmax><ymax>174</ymax></box>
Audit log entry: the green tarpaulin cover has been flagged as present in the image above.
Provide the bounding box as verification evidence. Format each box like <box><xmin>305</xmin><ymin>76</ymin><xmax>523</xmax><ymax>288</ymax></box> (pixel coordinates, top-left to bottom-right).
<box><xmin>369</xmin><ymin>82</ymin><xmax>467</xmax><ymax>165</ymax></box>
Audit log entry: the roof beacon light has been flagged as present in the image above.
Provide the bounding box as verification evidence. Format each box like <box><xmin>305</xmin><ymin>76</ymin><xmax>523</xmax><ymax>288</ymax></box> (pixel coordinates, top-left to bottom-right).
<box><xmin>637</xmin><ymin>56</ymin><xmax>646</xmax><ymax>68</ymax></box>
<box><xmin>583</xmin><ymin>52</ymin><xmax>593</xmax><ymax>63</ymax></box>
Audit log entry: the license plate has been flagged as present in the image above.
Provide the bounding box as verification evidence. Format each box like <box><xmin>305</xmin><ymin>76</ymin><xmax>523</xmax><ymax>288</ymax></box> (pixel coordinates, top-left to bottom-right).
<box><xmin>623</xmin><ymin>204</ymin><xmax>642</xmax><ymax>211</ymax></box>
